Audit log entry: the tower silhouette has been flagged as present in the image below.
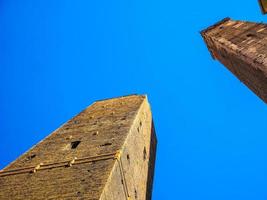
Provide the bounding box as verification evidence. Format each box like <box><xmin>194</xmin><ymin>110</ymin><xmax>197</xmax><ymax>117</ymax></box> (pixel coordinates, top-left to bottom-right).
<box><xmin>201</xmin><ymin>18</ymin><xmax>267</xmax><ymax>103</ymax></box>
<box><xmin>0</xmin><ymin>95</ymin><xmax>157</xmax><ymax>200</ymax></box>
<box><xmin>259</xmin><ymin>0</ymin><xmax>267</xmax><ymax>14</ymax></box>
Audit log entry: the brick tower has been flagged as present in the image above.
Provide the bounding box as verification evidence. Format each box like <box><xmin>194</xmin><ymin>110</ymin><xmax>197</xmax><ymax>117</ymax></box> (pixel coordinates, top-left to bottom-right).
<box><xmin>259</xmin><ymin>0</ymin><xmax>267</xmax><ymax>14</ymax></box>
<box><xmin>0</xmin><ymin>95</ymin><xmax>157</xmax><ymax>200</ymax></box>
<box><xmin>201</xmin><ymin>18</ymin><xmax>267</xmax><ymax>103</ymax></box>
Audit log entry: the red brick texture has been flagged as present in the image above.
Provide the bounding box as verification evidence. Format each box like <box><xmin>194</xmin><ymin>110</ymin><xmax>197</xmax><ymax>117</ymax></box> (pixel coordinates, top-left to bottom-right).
<box><xmin>201</xmin><ymin>18</ymin><xmax>267</xmax><ymax>103</ymax></box>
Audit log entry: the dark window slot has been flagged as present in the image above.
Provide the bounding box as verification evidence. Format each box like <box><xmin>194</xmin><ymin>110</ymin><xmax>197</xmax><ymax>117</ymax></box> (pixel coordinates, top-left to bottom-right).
<box><xmin>71</xmin><ymin>141</ymin><xmax>81</xmax><ymax>149</ymax></box>
<box><xmin>100</xmin><ymin>142</ymin><xmax>112</xmax><ymax>147</ymax></box>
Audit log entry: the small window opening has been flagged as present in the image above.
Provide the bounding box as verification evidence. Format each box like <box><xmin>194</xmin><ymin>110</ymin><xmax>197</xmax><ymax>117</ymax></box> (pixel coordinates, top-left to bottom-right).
<box><xmin>127</xmin><ymin>154</ymin><xmax>130</xmax><ymax>162</ymax></box>
<box><xmin>100</xmin><ymin>142</ymin><xmax>112</xmax><ymax>147</ymax></box>
<box><xmin>143</xmin><ymin>147</ymin><xmax>147</xmax><ymax>161</ymax></box>
<box><xmin>93</xmin><ymin>131</ymin><xmax>99</xmax><ymax>136</ymax></box>
<box><xmin>71</xmin><ymin>141</ymin><xmax>81</xmax><ymax>149</ymax></box>
<box><xmin>135</xmin><ymin>189</ymin><xmax>138</xmax><ymax>199</ymax></box>
<box><xmin>247</xmin><ymin>33</ymin><xmax>255</xmax><ymax>37</ymax></box>
<box><xmin>27</xmin><ymin>154</ymin><xmax>36</xmax><ymax>160</ymax></box>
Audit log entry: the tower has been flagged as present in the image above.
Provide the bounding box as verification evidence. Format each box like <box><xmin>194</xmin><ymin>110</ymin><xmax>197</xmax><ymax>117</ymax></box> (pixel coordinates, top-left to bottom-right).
<box><xmin>259</xmin><ymin>0</ymin><xmax>267</xmax><ymax>14</ymax></box>
<box><xmin>201</xmin><ymin>18</ymin><xmax>267</xmax><ymax>103</ymax></box>
<box><xmin>0</xmin><ymin>95</ymin><xmax>157</xmax><ymax>200</ymax></box>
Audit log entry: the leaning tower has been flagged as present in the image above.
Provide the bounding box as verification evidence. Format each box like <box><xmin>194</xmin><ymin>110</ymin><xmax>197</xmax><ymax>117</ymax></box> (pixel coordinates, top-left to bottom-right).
<box><xmin>0</xmin><ymin>95</ymin><xmax>157</xmax><ymax>200</ymax></box>
<box><xmin>201</xmin><ymin>18</ymin><xmax>267</xmax><ymax>103</ymax></box>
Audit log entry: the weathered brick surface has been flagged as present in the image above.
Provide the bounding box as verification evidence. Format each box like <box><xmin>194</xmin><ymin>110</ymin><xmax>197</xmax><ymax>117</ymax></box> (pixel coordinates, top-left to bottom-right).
<box><xmin>100</xmin><ymin>96</ymin><xmax>157</xmax><ymax>200</ymax></box>
<box><xmin>0</xmin><ymin>95</ymin><xmax>157</xmax><ymax>200</ymax></box>
<box><xmin>201</xmin><ymin>18</ymin><xmax>267</xmax><ymax>103</ymax></box>
<box><xmin>259</xmin><ymin>0</ymin><xmax>267</xmax><ymax>14</ymax></box>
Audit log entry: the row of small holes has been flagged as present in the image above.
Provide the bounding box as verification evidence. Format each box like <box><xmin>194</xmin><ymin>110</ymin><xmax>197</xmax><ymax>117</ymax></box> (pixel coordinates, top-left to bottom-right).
<box><xmin>126</xmin><ymin>147</ymin><xmax>147</xmax><ymax>163</ymax></box>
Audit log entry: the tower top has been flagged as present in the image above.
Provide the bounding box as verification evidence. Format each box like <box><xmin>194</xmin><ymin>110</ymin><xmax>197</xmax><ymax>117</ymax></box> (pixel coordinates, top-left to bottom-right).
<box><xmin>259</xmin><ymin>0</ymin><xmax>267</xmax><ymax>14</ymax></box>
<box><xmin>201</xmin><ymin>18</ymin><xmax>267</xmax><ymax>103</ymax></box>
<box><xmin>0</xmin><ymin>94</ymin><xmax>157</xmax><ymax>200</ymax></box>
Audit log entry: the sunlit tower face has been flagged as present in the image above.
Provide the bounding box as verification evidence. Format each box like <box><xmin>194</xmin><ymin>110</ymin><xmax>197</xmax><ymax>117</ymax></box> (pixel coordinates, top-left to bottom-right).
<box><xmin>259</xmin><ymin>0</ymin><xmax>267</xmax><ymax>14</ymax></box>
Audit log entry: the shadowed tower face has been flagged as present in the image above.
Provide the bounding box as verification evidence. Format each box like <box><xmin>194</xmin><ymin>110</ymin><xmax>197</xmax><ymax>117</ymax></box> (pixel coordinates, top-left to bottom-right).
<box><xmin>201</xmin><ymin>18</ymin><xmax>267</xmax><ymax>103</ymax></box>
<box><xmin>259</xmin><ymin>0</ymin><xmax>267</xmax><ymax>14</ymax></box>
<box><xmin>0</xmin><ymin>95</ymin><xmax>157</xmax><ymax>200</ymax></box>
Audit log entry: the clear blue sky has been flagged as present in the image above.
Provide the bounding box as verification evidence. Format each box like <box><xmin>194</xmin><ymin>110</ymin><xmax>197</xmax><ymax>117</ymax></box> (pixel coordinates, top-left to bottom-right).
<box><xmin>1</xmin><ymin>1</ymin><xmax>267</xmax><ymax>199</ymax></box>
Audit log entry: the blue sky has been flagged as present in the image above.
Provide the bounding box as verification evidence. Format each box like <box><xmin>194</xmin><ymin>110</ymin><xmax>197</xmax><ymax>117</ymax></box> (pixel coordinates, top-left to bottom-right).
<box><xmin>1</xmin><ymin>0</ymin><xmax>267</xmax><ymax>199</ymax></box>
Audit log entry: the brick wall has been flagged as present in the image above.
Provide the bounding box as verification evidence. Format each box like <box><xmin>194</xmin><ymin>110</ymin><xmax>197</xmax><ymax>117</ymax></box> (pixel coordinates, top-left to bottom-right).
<box><xmin>201</xmin><ymin>18</ymin><xmax>267</xmax><ymax>103</ymax></box>
<box><xmin>0</xmin><ymin>95</ymin><xmax>157</xmax><ymax>200</ymax></box>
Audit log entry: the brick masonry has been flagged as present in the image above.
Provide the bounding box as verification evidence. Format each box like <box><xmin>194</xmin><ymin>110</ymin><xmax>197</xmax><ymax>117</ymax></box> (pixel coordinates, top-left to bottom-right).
<box><xmin>0</xmin><ymin>95</ymin><xmax>157</xmax><ymax>200</ymax></box>
<box><xmin>201</xmin><ymin>18</ymin><xmax>267</xmax><ymax>103</ymax></box>
<box><xmin>259</xmin><ymin>0</ymin><xmax>267</xmax><ymax>14</ymax></box>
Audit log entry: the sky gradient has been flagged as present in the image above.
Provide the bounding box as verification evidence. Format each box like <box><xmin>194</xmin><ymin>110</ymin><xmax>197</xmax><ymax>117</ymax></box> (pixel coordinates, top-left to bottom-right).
<box><xmin>1</xmin><ymin>0</ymin><xmax>267</xmax><ymax>199</ymax></box>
